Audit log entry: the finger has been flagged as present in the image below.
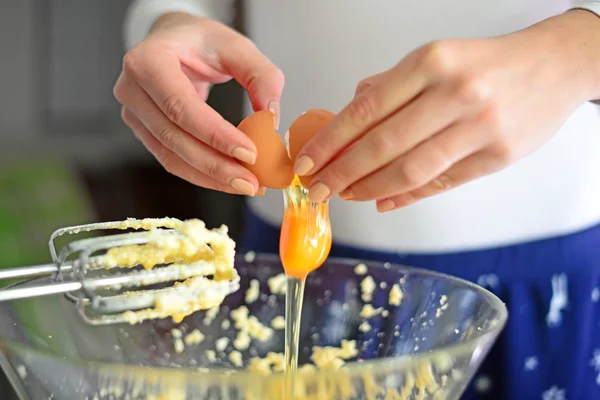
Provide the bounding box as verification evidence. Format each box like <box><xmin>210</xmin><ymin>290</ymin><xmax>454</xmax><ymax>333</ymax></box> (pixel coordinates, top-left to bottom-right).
<box><xmin>179</xmin><ymin>60</ymin><xmax>232</xmax><ymax>86</ymax></box>
<box><xmin>122</xmin><ymin>48</ymin><xmax>258</xmax><ymax>164</ymax></box>
<box><xmin>306</xmin><ymin>86</ymin><xmax>464</xmax><ymax>202</ymax></box>
<box><xmin>376</xmin><ymin>151</ymin><xmax>504</xmax><ymax>212</ymax></box>
<box><xmin>121</xmin><ymin>107</ymin><xmax>246</xmax><ymax>195</ymax></box>
<box><xmin>347</xmin><ymin>121</ymin><xmax>487</xmax><ymax>201</ymax></box>
<box><xmin>119</xmin><ymin>84</ymin><xmax>260</xmax><ymax>194</ymax></box>
<box><xmin>354</xmin><ymin>71</ymin><xmax>390</xmax><ymax>97</ymax></box>
<box><xmin>214</xmin><ymin>33</ymin><xmax>285</xmax><ymax>114</ymax></box>
<box><xmin>294</xmin><ymin>60</ymin><xmax>429</xmax><ymax>177</ymax></box>
<box><xmin>182</xmin><ymin>66</ymin><xmax>216</xmax><ymax>101</ymax></box>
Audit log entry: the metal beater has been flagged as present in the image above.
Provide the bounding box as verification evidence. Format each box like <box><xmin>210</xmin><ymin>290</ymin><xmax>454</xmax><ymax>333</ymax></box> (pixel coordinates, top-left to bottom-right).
<box><xmin>0</xmin><ymin>217</ymin><xmax>240</xmax><ymax>325</ymax></box>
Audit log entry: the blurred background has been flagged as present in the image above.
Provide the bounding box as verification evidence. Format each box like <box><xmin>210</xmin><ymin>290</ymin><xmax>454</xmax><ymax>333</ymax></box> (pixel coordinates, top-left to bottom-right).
<box><xmin>0</xmin><ymin>1</ymin><xmax>247</xmax><ymax>398</ymax></box>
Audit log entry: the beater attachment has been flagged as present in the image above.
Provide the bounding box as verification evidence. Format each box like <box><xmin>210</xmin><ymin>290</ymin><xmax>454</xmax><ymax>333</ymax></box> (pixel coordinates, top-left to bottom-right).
<box><xmin>0</xmin><ymin>218</ymin><xmax>239</xmax><ymax>325</ymax></box>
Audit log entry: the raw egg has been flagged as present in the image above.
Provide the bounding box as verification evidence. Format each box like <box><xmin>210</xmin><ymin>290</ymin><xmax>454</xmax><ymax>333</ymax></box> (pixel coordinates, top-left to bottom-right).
<box><xmin>279</xmin><ymin>176</ymin><xmax>332</xmax><ymax>279</ymax></box>
<box><xmin>237</xmin><ymin>110</ymin><xmax>294</xmax><ymax>189</ymax></box>
<box><xmin>237</xmin><ymin>108</ymin><xmax>336</xmax><ymax>278</ymax></box>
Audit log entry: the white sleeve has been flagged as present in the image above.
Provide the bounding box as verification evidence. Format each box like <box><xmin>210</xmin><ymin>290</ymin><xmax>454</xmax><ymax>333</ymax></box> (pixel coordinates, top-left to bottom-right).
<box><xmin>571</xmin><ymin>1</ymin><xmax>600</xmax><ymax>17</ymax></box>
<box><xmin>123</xmin><ymin>0</ymin><xmax>235</xmax><ymax>50</ymax></box>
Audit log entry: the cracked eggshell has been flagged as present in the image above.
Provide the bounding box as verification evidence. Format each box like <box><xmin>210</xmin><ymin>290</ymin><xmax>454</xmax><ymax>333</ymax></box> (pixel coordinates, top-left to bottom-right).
<box><xmin>237</xmin><ymin>110</ymin><xmax>295</xmax><ymax>189</ymax></box>
<box><xmin>288</xmin><ymin>109</ymin><xmax>336</xmax><ymax>188</ymax></box>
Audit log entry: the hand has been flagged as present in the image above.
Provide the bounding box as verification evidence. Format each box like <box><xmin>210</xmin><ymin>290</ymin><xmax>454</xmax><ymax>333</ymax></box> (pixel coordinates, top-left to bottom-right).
<box><xmin>295</xmin><ymin>10</ymin><xmax>600</xmax><ymax>211</ymax></box>
<box><xmin>114</xmin><ymin>12</ymin><xmax>284</xmax><ymax>196</ymax></box>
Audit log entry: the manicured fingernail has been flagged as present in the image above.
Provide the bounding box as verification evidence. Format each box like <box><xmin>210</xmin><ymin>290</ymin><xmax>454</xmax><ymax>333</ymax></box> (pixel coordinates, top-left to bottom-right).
<box><xmin>256</xmin><ymin>186</ymin><xmax>267</xmax><ymax>196</ymax></box>
<box><xmin>339</xmin><ymin>188</ymin><xmax>353</xmax><ymax>200</ymax></box>
<box><xmin>230</xmin><ymin>178</ymin><xmax>256</xmax><ymax>196</ymax></box>
<box><xmin>232</xmin><ymin>147</ymin><xmax>256</xmax><ymax>165</ymax></box>
<box><xmin>267</xmin><ymin>100</ymin><xmax>280</xmax><ymax>130</ymax></box>
<box><xmin>308</xmin><ymin>182</ymin><xmax>331</xmax><ymax>203</ymax></box>
<box><xmin>377</xmin><ymin>199</ymin><xmax>395</xmax><ymax>213</ymax></box>
<box><xmin>294</xmin><ymin>155</ymin><xmax>314</xmax><ymax>176</ymax></box>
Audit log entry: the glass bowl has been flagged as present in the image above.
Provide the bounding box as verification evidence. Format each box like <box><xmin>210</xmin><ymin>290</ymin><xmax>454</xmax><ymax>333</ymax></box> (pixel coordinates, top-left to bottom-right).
<box><xmin>0</xmin><ymin>253</ymin><xmax>507</xmax><ymax>399</ymax></box>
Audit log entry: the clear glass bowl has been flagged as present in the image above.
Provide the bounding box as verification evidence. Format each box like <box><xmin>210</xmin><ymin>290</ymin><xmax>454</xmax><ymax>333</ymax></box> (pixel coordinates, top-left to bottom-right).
<box><xmin>0</xmin><ymin>253</ymin><xmax>507</xmax><ymax>400</ymax></box>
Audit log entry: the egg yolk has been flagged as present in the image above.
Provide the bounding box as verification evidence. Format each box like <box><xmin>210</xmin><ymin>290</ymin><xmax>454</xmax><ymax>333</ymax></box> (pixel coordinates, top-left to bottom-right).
<box><xmin>279</xmin><ymin>177</ymin><xmax>332</xmax><ymax>279</ymax></box>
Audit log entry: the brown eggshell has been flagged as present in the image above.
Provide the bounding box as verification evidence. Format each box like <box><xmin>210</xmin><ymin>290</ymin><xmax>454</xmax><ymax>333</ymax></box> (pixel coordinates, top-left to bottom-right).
<box><xmin>288</xmin><ymin>109</ymin><xmax>336</xmax><ymax>188</ymax></box>
<box><xmin>237</xmin><ymin>110</ymin><xmax>294</xmax><ymax>189</ymax></box>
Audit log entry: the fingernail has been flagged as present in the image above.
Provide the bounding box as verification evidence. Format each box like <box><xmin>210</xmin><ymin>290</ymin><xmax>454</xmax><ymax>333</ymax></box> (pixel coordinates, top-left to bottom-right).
<box><xmin>339</xmin><ymin>188</ymin><xmax>353</xmax><ymax>200</ymax></box>
<box><xmin>308</xmin><ymin>182</ymin><xmax>331</xmax><ymax>203</ymax></box>
<box><xmin>256</xmin><ymin>186</ymin><xmax>267</xmax><ymax>196</ymax></box>
<box><xmin>267</xmin><ymin>100</ymin><xmax>280</xmax><ymax>130</ymax></box>
<box><xmin>232</xmin><ymin>147</ymin><xmax>256</xmax><ymax>165</ymax></box>
<box><xmin>377</xmin><ymin>199</ymin><xmax>395</xmax><ymax>213</ymax></box>
<box><xmin>294</xmin><ymin>155</ymin><xmax>314</xmax><ymax>176</ymax></box>
<box><xmin>230</xmin><ymin>178</ymin><xmax>256</xmax><ymax>196</ymax></box>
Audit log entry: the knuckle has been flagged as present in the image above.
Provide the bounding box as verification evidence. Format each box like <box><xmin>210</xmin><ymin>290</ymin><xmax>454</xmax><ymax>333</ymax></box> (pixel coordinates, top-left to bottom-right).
<box><xmin>368</xmin><ymin>130</ymin><xmax>395</xmax><ymax>158</ymax></box>
<box><xmin>488</xmin><ymin>141</ymin><xmax>516</xmax><ymax>165</ymax></box>
<box><xmin>247</xmin><ymin>65</ymin><xmax>284</xmax><ymax>97</ymax></box>
<box><xmin>162</xmin><ymin>94</ymin><xmax>186</xmax><ymax>125</ymax></box>
<box><xmin>419</xmin><ymin>40</ymin><xmax>455</xmax><ymax>76</ymax></box>
<box><xmin>424</xmin><ymin>139</ymin><xmax>453</xmax><ymax>171</ymax></box>
<box><xmin>347</xmin><ymin>93</ymin><xmax>377</xmax><ymax>126</ymax></box>
<box><xmin>131</xmin><ymin>131</ymin><xmax>143</xmax><ymax>143</ymax></box>
<box><xmin>453</xmin><ymin>75</ymin><xmax>492</xmax><ymax>105</ymax></box>
<box><xmin>120</xmin><ymin>107</ymin><xmax>136</xmax><ymax>128</ymax></box>
<box><xmin>269</xmin><ymin>66</ymin><xmax>285</xmax><ymax>84</ymax></box>
<box><xmin>355</xmin><ymin>79</ymin><xmax>372</xmax><ymax>96</ymax></box>
<box><xmin>322</xmin><ymin>166</ymin><xmax>348</xmax><ymax>189</ymax></box>
<box><xmin>392</xmin><ymin>192</ymin><xmax>417</xmax><ymax>208</ymax></box>
<box><xmin>155</xmin><ymin>125</ymin><xmax>181</xmax><ymax>152</ymax></box>
<box><xmin>478</xmin><ymin>106</ymin><xmax>515</xmax><ymax>165</ymax></box>
<box><xmin>204</xmin><ymin>124</ymin><xmax>227</xmax><ymax>152</ymax></box>
<box><xmin>120</xmin><ymin>107</ymin><xmax>130</xmax><ymax>124</ymax></box>
<box><xmin>156</xmin><ymin>150</ymin><xmax>176</xmax><ymax>175</ymax></box>
<box><xmin>398</xmin><ymin>162</ymin><xmax>428</xmax><ymax>188</ymax></box>
<box><xmin>202</xmin><ymin>158</ymin><xmax>222</xmax><ymax>181</ymax></box>
<box><xmin>234</xmin><ymin>35</ymin><xmax>257</xmax><ymax>51</ymax></box>
<box><xmin>431</xmin><ymin>174</ymin><xmax>454</xmax><ymax>192</ymax></box>
<box><xmin>113</xmin><ymin>80</ymin><xmax>126</xmax><ymax>103</ymax></box>
<box><xmin>351</xmin><ymin>183</ymin><xmax>374</xmax><ymax>200</ymax></box>
<box><xmin>122</xmin><ymin>41</ymin><xmax>167</xmax><ymax>79</ymax></box>
<box><xmin>122</xmin><ymin>49</ymin><xmax>141</xmax><ymax>78</ymax></box>
<box><xmin>480</xmin><ymin>104</ymin><xmax>505</xmax><ymax>138</ymax></box>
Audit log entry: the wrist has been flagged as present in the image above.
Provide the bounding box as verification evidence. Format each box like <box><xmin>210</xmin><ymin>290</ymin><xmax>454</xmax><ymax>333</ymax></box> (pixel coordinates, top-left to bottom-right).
<box><xmin>521</xmin><ymin>10</ymin><xmax>600</xmax><ymax>102</ymax></box>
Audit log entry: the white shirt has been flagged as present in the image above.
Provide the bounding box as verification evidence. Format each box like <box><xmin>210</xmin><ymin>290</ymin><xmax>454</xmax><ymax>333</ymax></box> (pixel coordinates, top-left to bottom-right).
<box><xmin>124</xmin><ymin>0</ymin><xmax>600</xmax><ymax>253</ymax></box>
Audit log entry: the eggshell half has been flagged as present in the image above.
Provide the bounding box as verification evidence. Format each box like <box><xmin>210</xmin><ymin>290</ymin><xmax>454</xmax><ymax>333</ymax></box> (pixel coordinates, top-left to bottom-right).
<box><xmin>237</xmin><ymin>110</ymin><xmax>294</xmax><ymax>189</ymax></box>
<box><xmin>288</xmin><ymin>109</ymin><xmax>336</xmax><ymax>188</ymax></box>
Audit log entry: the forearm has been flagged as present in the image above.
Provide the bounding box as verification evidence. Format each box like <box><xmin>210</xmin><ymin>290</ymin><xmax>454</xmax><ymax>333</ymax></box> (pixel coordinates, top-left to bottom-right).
<box><xmin>123</xmin><ymin>0</ymin><xmax>235</xmax><ymax>49</ymax></box>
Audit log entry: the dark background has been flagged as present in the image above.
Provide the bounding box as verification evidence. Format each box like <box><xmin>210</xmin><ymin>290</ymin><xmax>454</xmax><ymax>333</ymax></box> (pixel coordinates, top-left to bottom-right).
<box><xmin>0</xmin><ymin>1</ymin><xmax>248</xmax><ymax>398</ymax></box>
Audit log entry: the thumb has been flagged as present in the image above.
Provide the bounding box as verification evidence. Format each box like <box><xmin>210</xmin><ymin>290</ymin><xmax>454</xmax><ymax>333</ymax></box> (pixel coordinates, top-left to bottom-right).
<box><xmin>214</xmin><ymin>34</ymin><xmax>284</xmax><ymax>125</ymax></box>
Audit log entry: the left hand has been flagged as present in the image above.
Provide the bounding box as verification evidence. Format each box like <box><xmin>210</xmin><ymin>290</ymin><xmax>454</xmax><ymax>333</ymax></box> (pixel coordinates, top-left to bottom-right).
<box><xmin>295</xmin><ymin>10</ymin><xmax>600</xmax><ymax>212</ymax></box>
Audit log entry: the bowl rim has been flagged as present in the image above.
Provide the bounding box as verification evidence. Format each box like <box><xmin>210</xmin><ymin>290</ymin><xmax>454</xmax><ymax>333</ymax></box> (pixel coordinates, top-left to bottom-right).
<box><xmin>0</xmin><ymin>252</ymin><xmax>508</xmax><ymax>383</ymax></box>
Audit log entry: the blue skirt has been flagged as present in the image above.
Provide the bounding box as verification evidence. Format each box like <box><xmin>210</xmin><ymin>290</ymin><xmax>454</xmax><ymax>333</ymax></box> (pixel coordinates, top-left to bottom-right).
<box><xmin>240</xmin><ymin>207</ymin><xmax>600</xmax><ymax>400</ymax></box>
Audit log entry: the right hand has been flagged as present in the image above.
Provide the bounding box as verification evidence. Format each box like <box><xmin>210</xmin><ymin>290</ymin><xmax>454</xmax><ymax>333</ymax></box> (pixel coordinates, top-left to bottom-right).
<box><xmin>113</xmin><ymin>13</ymin><xmax>284</xmax><ymax>196</ymax></box>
